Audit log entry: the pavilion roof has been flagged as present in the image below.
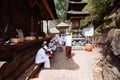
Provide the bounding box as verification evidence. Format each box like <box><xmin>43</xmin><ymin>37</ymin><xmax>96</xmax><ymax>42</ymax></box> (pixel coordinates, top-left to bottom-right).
<box><xmin>50</xmin><ymin>27</ymin><xmax>60</xmax><ymax>34</ymax></box>
<box><xmin>29</xmin><ymin>0</ymin><xmax>58</xmax><ymax>20</ymax></box>
<box><xmin>47</xmin><ymin>0</ymin><xmax>58</xmax><ymax>19</ymax></box>
<box><xmin>56</xmin><ymin>22</ymin><xmax>69</xmax><ymax>29</ymax></box>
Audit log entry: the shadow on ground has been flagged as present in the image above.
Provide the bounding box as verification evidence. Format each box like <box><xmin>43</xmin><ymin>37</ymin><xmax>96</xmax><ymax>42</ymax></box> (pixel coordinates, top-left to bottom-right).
<box><xmin>50</xmin><ymin>51</ymin><xmax>79</xmax><ymax>70</ymax></box>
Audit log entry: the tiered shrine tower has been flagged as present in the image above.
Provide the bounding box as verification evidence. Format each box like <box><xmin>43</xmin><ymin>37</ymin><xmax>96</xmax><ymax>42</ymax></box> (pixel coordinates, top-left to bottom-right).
<box><xmin>67</xmin><ymin>0</ymin><xmax>90</xmax><ymax>49</ymax></box>
<box><xmin>67</xmin><ymin>0</ymin><xmax>90</xmax><ymax>29</ymax></box>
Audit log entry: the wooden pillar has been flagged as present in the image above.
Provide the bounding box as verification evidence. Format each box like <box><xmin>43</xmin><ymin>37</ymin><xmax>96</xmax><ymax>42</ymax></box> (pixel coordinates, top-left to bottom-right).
<box><xmin>31</xmin><ymin>12</ymin><xmax>34</xmax><ymax>32</ymax></box>
<box><xmin>8</xmin><ymin>0</ymin><xmax>11</xmax><ymax>25</ymax></box>
<box><xmin>41</xmin><ymin>20</ymin><xmax>43</xmax><ymax>32</ymax></box>
<box><xmin>46</xmin><ymin>20</ymin><xmax>48</xmax><ymax>33</ymax></box>
<box><xmin>37</xmin><ymin>20</ymin><xmax>40</xmax><ymax>35</ymax></box>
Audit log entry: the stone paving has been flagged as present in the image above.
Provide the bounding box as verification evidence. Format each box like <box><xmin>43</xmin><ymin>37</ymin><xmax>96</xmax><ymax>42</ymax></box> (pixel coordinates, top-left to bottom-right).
<box><xmin>30</xmin><ymin>47</ymin><xmax>102</xmax><ymax>80</ymax></box>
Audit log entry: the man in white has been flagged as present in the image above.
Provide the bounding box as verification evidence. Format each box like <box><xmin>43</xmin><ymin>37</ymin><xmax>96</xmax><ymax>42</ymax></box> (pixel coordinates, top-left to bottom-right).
<box><xmin>57</xmin><ymin>33</ymin><xmax>64</xmax><ymax>51</ymax></box>
<box><xmin>35</xmin><ymin>44</ymin><xmax>50</xmax><ymax>68</ymax></box>
<box><xmin>43</xmin><ymin>41</ymin><xmax>53</xmax><ymax>54</ymax></box>
<box><xmin>65</xmin><ymin>32</ymin><xmax>72</xmax><ymax>59</ymax></box>
<box><xmin>57</xmin><ymin>33</ymin><xmax>64</xmax><ymax>46</ymax></box>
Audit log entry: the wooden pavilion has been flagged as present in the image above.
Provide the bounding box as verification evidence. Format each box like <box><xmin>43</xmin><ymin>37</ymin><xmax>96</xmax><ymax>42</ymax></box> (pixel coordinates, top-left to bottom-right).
<box><xmin>0</xmin><ymin>0</ymin><xmax>57</xmax><ymax>80</ymax></box>
<box><xmin>56</xmin><ymin>22</ymin><xmax>69</xmax><ymax>33</ymax></box>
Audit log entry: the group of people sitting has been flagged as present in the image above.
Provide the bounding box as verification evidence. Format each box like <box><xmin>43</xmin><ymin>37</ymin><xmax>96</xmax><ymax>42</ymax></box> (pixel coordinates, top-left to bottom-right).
<box><xmin>35</xmin><ymin>32</ymin><xmax>72</xmax><ymax>68</ymax></box>
<box><xmin>35</xmin><ymin>39</ymin><xmax>57</xmax><ymax>68</ymax></box>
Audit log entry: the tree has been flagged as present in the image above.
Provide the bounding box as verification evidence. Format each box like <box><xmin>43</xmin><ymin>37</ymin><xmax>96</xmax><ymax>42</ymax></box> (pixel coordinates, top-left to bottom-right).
<box><xmin>55</xmin><ymin>0</ymin><xmax>68</xmax><ymax>23</ymax></box>
<box><xmin>82</xmin><ymin>0</ymin><xmax>113</xmax><ymax>27</ymax></box>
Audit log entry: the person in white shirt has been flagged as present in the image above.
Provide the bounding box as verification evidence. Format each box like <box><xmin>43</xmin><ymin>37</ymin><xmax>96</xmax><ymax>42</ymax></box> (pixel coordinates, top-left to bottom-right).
<box><xmin>57</xmin><ymin>33</ymin><xmax>64</xmax><ymax>51</ymax></box>
<box><xmin>57</xmin><ymin>33</ymin><xmax>64</xmax><ymax>45</ymax></box>
<box><xmin>65</xmin><ymin>32</ymin><xmax>72</xmax><ymax>60</ymax></box>
<box><xmin>48</xmin><ymin>39</ymin><xmax>57</xmax><ymax>53</ymax></box>
<box><xmin>53</xmin><ymin>39</ymin><xmax>57</xmax><ymax>51</ymax></box>
<box><xmin>43</xmin><ymin>41</ymin><xmax>53</xmax><ymax>54</ymax></box>
<box><xmin>35</xmin><ymin>44</ymin><xmax>50</xmax><ymax>68</ymax></box>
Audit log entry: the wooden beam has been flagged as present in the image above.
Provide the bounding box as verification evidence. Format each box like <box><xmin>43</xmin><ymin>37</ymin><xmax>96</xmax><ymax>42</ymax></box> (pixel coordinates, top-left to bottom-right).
<box><xmin>31</xmin><ymin>14</ymin><xmax>34</xmax><ymax>32</ymax></box>
<box><xmin>28</xmin><ymin>0</ymin><xmax>38</xmax><ymax>8</ymax></box>
<box><xmin>42</xmin><ymin>0</ymin><xmax>55</xmax><ymax>19</ymax></box>
<box><xmin>36</xmin><ymin>2</ymin><xmax>50</xmax><ymax>20</ymax></box>
<box><xmin>70</xmin><ymin>16</ymin><xmax>85</xmax><ymax>20</ymax></box>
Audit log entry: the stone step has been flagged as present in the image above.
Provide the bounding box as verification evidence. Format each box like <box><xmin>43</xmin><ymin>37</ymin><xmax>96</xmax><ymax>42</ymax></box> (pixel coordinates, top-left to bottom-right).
<box><xmin>18</xmin><ymin>63</ymin><xmax>42</xmax><ymax>80</ymax></box>
<box><xmin>4</xmin><ymin>55</ymin><xmax>35</xmax><ymax>80</ymax></box>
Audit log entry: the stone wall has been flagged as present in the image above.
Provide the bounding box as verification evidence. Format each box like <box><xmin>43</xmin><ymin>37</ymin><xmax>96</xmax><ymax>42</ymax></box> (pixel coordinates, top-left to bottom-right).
<box><xmin>101</xmin><ymin>28</ymin><xmax>120</xmax><ymax>80</ymax></box>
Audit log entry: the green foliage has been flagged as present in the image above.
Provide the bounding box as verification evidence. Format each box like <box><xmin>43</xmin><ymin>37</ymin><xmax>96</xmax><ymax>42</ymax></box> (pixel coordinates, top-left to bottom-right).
<box><xmin>82</xmin><ymin>0</ymin><xmax>113</xmax><ymax>26</ymax></box>
<box><xmin>103</xmin><ymin>16</ymin><xmax>109</xmax><ymax>20</ymax></box>
<box><xmin>103</xmin><ymin>23</ymin><xmax>109</xmax><ymax>28</ymax></box>
<box><xmin>94</xmin><ymin>29</ymin><xmax>101</xmax><ymax>38</ymax></box>
<box><xmin>55</xmin><ymin>0</ymin><xmax>68</xmax><ymax>22</ymax></box>
<box><xmin>80</xmin><ymin>17</ymin><xmax>89</xmax><ymax>26</ymax></box>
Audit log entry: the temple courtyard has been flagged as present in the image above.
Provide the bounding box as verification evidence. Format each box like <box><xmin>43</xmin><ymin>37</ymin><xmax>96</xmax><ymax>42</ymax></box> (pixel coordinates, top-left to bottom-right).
<box><xmin>19</xmin><ymin>47</ymin><xmax>103</xmax><ymax>80</ymax></box>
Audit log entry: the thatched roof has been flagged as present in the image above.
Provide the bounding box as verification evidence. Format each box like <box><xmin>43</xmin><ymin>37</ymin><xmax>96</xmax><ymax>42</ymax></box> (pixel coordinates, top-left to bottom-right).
<box><xmin>50</xmin><ymin>28</ymin><xmax>60</xmax><ymax>34</ymax></box>
<box><xmin>56</xmin><ymin>22</ymin><xmax>69</xmax><ymax>29</ymax></box>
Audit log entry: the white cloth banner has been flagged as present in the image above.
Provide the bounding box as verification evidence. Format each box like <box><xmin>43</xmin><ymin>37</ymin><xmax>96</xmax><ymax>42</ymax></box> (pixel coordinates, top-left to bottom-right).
<box><xmin>82</xmin><ymin>27</ymin><xmax>94</xmax><ymax>36</ymax></box>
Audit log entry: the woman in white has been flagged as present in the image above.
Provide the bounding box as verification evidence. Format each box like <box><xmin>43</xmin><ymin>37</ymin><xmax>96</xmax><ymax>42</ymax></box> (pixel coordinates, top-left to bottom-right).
<box><xmin>35</xmin><ymin>44</ymin><xmax>50</xmax><ymax>68</ymax></box>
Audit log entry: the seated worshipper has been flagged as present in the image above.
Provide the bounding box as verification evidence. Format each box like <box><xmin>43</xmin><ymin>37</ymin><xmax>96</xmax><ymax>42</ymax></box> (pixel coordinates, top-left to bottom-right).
<box><xmin>48</xmin><ymin>39</ymin><xmax>57</xmax><ymax>53</ymax></box>
<box><xmin>43</xmin><ymin>41</ymin><xmax>53</xmax><ymax>57</ymax></box>
<box><xmin>43</xmin><ymin>41</ymin><xmax>53</xmax><ymax>53</ymax></box>
<box><xmin>53</xmin><ymin>39</ymin><xmax>57</xmax><ymax>51</ymax></box>
<box><xmin>35</xmin><ymin>44</ymin><xmax>50</xmax><ymax>68</ymax></box>
<box><xmin>52</xmin><ymin>35</ymin><xmax>58</xmax><ymax>47</ymax></box>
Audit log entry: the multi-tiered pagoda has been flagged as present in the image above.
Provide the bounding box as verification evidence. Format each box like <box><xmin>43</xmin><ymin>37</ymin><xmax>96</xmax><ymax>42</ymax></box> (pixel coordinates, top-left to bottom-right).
<box><xmin>67</xmin><ymin>0</ymin><xmax>90</xmax><ymax>49</ymax></box>
<box><xmin>67</xmin><ymin>0</ymin><xmax>89</xmax><ymax>29</ymax></box>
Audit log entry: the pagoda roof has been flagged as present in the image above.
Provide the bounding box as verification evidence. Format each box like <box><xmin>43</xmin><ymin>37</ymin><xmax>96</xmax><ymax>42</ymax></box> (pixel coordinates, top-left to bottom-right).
<box><xmin>70</xmin><ymin>0</ymin><xmax>82</xmax><ymax>2</ymax></box>
<box><xmin>68</xmin><ymin>1</ymin><xmax>87</xmax><ymax>11</ymax></box>
<box><xmin>67</xmin><ymin>11</ymin><xmax>90</xmax><ymax>14</ymax></box>
<box><xmin>67</xmin><ymin>10</ymin><xmax>90</xmax><ymax>19</ymax></box>
<box><xmin>69</xmin><ymin>1</ymin><xmax>87</xmax><ymax>4</ymax></box>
